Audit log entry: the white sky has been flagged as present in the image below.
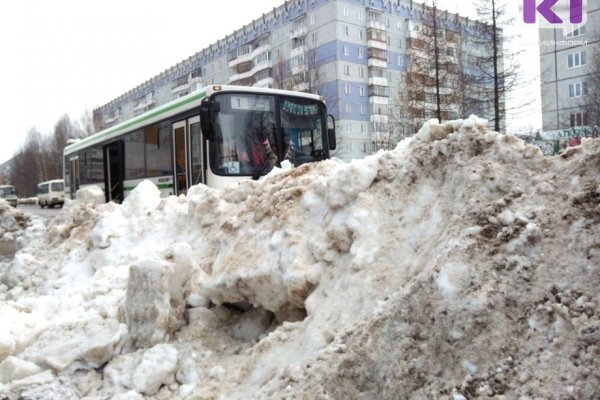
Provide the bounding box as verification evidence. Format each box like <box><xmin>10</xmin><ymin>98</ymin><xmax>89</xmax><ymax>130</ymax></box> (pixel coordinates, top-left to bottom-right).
<box><xmin>0</xmin><ymin>0</ymin><xmax>541</xmax><ymax>165</ymax></box>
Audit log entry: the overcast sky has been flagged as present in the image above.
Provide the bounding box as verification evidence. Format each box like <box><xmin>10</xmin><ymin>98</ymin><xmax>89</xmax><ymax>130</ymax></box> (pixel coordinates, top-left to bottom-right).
<box><xmin>0</xmin><ymin>0</ymin><xmax>540</xmax><ymax>165</ymax></box>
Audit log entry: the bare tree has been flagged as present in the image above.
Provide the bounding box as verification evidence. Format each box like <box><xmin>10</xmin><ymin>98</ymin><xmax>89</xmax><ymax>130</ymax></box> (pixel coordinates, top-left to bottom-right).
<box><xmin>10</xmin><ymin>128</ymin><xmax>43</xmax><ymax>197</ymax></box>
<box><xmin>402</xmin><ymin>2</ymin><xmax>461</xmax><ymax>132</ymax></box>
<box><xmin>77</xmin><ymin>109</ymin><xmax>96</xmax><ymax>137</ymax></box>
<box><xmin>473</xmin><ymin>0</ymin><xmax>521</xmax><ymax>132</ymax></box>
<box><xmin>580</xmin><ymin>36</ymin><xmax>600</xmax><ymax>129</ymax></box>
<box><xmin>51</xmin><ymin>115</ymin><xmax>78</xmax><ymax>178</ymax></box>
<box><xmin>8</xmin><ymin>113</ymin><xmax>85</xmax><ymax>197</ymax></box>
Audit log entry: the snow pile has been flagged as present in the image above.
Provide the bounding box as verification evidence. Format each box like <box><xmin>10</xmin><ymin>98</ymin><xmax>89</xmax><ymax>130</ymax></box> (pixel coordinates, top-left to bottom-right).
<box><xmin>1</xmin><ymin>116</ymin><xmax>599</xmax><ymax>399</ymax></box>
<box><xmin>0</xmin><ymin>201</ymin><xmax>45</xmax><ymax>259</ymax></box>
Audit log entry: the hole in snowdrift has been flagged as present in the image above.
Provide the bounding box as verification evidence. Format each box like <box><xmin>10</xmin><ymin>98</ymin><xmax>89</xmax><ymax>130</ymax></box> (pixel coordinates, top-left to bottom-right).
<box><xmin>213</xmin><ymin>301</ymin><xmax>307</xmax><ymax>343</ymax></box>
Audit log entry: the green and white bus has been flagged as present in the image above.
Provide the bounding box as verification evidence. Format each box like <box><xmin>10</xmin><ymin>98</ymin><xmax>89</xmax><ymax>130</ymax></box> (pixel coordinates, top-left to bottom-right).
<box><xmin>64</xmin><ymin>85</ymin><xmax>336</xmax><ymax>202</ymax></box>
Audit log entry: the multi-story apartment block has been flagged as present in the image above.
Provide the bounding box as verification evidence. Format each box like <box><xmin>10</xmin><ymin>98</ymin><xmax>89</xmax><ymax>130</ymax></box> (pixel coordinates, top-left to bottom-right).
<box><xmin>94</xmin><ymin>0</ymin><xmax>503</xmax><ymax>160</ymax></box>
<box><xmin>539</xmin><ymin>0</ymin><xmax>600</xmax><ymax>135</ymax></box>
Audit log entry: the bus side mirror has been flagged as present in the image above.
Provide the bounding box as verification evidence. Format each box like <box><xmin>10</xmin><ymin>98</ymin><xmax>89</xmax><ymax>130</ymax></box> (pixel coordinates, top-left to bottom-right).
<box><xmin>327</xmin><ymin>114</ymin><xmax>336</xmax><ymax>151</ymax></box>
<box><xmin>200</xmin><ymin>99</ymin><xmax>220</xmax><ymax>141</ymax></box>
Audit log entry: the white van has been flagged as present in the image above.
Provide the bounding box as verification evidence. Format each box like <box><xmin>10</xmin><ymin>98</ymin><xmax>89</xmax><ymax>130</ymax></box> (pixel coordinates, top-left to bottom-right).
<box><xmin>37</xmin><ymin>179</ymin><xmax>65</xmax><ymax>208</ymax></box>
<box><xmin>0</xmin><ymin>185</ymin><xmax>18</xmax><ymax>207</ymax></box>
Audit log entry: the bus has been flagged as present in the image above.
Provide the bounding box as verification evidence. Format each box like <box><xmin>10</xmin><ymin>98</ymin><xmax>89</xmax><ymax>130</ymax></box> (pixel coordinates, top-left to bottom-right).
<box><xmin>0</xmin><ymin>185</ymin><xmax>18</xmax><ymax>207</ymax></box>
<box><xmin>37</xmin><ymin>179</ymin><xmax>65</xmax><ymax>208</ymax></box>
<box><xmin>64</xmin><ymin>85</ymin><xmax>336</xmax><ymax>202</ymax></box>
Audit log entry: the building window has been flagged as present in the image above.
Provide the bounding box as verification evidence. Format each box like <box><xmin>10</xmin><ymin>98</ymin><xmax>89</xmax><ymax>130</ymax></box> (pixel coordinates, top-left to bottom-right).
<box><xmin>359</xmin><ymin>86</ymin><xmax>366</xmax><ymax>96</ymax></box>
<box><xmin>358</xmin><ymin>29</ymin><xmax>364</xmax><ymax>40</ymax></box>
<box><xmin>566</xmin><ymin>25</ymin><xmax>586</xmax><ymax>37</ymax></box>
<box><xmin>310</xmin><ymin>14</ymin><xmax>316</xmax><ymax>24</ymax></box>
<box><xmin>344</xmin><ymin>84</ymin><xmax>351</xmax><ymax>95</ymax></box>
<box><xmin>397</xmin><ymin>55</ymin><xmax>404</xmax><ymax>66</ymax></box>
<box><xmin>569</xmin><ymin>112</ymin><xmax>588</xmax><ymax>127</ymax></box>
<box><xmin>311</xmin><ymin>33</ymin><xmax>317</xmax><ymax>43</ymax></box>
<box><xmin>568</xmin><ymin>82</ymin><xmax>588</xmax><ymax>98</ymax></box>
<box><xmin>359</xmin><ymin>67</ymin><xmax>364</xmax><ymax>78</ymax></box>
<box><xmin>344</xmin><ymin>65</ymin><xmax>350</xmax><ymax>75</ymax></box>
<box><xmin>567</xmin><ymin>51</ymin><xmax>586</xmax><ymax>68</ymax></box>
<box><xmin>360</xmin><ymin>104</ymin><xmax>366</xmax><ymax>114</ymax></box>
<box><xmin>172</xmin><ymin>74</ymin><xmax>188</xmax><ymax>89</ymax></box>
<box><xmin>344</xmin><ymin>25</ymin><xmax>349</xmax><ymax>36</ymax></box>
<box><xmin>345</xmin><ymin>103</ymin><xmax>352</xmax><ymax>113</ymax></box>
<box><xmin>343</xmin><ymin>6</ymin><xmax>349</xmax><ymax>16</ymax></box>
<box><xmin>343</xmin><ymin>45</ymin><xmax>349</xmax><ymax>56</ymax></box>
<box><xmin>358</xmin><ymin>48</ymin><xmax>364</xmax><ymax>58</ymax></box>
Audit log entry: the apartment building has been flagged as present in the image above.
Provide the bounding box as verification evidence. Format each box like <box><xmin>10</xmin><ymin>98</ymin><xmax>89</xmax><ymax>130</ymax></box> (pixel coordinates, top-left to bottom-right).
<box><xmin>94</xmin><ymin>0</ymin><xmax>502</xmax><ymax>160</ymax></box>
<box><xmin>539</xmin><ymin>0</ymin><xmax>600</xmax><ymax>134</ymax></box>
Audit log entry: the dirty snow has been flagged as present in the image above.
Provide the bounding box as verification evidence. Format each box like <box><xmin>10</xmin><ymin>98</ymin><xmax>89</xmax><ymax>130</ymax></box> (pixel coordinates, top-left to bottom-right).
<box><xmin>0</xmin><ymin>116</ymin><xmax>599</xmax><ymax>399</ymax></box>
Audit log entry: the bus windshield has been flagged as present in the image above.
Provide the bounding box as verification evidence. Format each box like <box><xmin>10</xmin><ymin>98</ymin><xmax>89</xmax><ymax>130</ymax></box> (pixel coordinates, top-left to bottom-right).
<box><xmin>0</xmin><ymin>186</ymin><xmax>15</xmax><ymax>197</ymax></box>
<box><xmin>211</xmin><ymin>93</ymin><xmax>327</xmax><ymax>177</ymax></box>
<box><xmin>51</xmin><ymin>181</ymin><xmax>64</xmax><ymax>192</ymax></box>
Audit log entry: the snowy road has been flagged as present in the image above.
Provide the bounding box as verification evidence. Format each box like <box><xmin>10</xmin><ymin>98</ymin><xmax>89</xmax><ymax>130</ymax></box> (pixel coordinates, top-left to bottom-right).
<box><xmin>17</xmin><ymin>203</ymin><xmax>61</xmax><ymax>223</ymax></box>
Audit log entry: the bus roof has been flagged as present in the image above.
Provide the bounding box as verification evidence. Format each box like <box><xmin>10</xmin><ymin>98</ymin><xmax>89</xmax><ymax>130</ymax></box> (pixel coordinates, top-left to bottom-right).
<box><xmin>64</xmin><ymin>85</ymin><xmax>323</xmax><ymax>156</ymax></box>
<box><xmin>38</xmin><ymin>179</ymin><xmax>64</xmax><ymax>186</ymax></box>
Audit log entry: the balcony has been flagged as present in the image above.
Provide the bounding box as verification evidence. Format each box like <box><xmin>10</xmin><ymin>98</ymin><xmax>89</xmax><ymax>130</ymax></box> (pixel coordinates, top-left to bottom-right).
<box><xmin>291</xmin><ymin>63</ymin><xmax>308</xmax><ymax>75</ymax></box>
<box><xmin>291</xmin><ymin>45</ymin><xmax>307</xmax><ymax>58</ymax></box>
<box><xmin>367</xmin><ymin>40</ymin><xmax>387</xmax><ymax>51</ymax></box>
<box><xmin>293</xmin><ymin>82</ymin><xmax>310</xmax><ymax>92</ymax></box>
<box><xmin>189</xmin><ymin>76</ymin><xmax>202</xmax><ymax>91</ymax></box>
<box><xmin>368</xmin><ymin>76</ymin><xmax>388</xmax><ymax>87</ymax></box>
<box><xmin>229</xmin><ymin>76</ymin><xmax>255</xmax><ymax>86</ymax></box>
<box><xmin>172</xmin><ymin>83</ymin><xmax>190</xmax><ymax>96</ymax></box>
<box><xmin>368</xmin><ymin>96</ymin><xmax>389</xmax><ymax>105</ymax></box>
<box><xmin>367</xmin><ymin>20</ymin><xmax>386</xmax><ymax>31</ymax></box>
<box><xmin>233</xmin><ymin>61</ymin><xmax>253</xmax><ymax>75</ymax></box>
<box><xmin>105</xmin><ymin>115</ymin><xmax>120</xmax><ymax>125</ymax></box>
<box><xmin>228</xmin><ymin>60</ymin><xmax>273</xmax><ymax>84</ymax></box>
<box><xmin>254</xmin><ymin>77</ymin><xmax>274</xmax><ymax>88</ymax></box>
<box><xmin>228</xmin><ymin>43</ymin><xmax>271</xmax><ymax>68</ymax></box>
<box><xmin>370</xmin><ymin>114</ymin><xmax>389</xmax><ymax>124</ymax></box>
<box><xmin>133</xmin><ymin>100</ymin><xmax>155</xmax><ymax>115</ymax></box>
<box><xmin>290</xmin><ymin>26</ymin><xmax>307</xmax><ymax>39</ymax></box>
<box><xmin>367</xmin><ymin>58</ymin><xmax>387</xmax><ymax>68</ymax></box>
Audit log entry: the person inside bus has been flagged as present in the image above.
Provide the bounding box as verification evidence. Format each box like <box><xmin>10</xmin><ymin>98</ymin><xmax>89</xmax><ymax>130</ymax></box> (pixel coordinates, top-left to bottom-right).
<box><xmin>239</xmin><ymin>113</ymin><xmax>278</xmax><ymax>178</ymax></box>
<box><xmin>283</xmin><ymin>133</ymin><xmax>296</xmax><ymax>165</ymax></box>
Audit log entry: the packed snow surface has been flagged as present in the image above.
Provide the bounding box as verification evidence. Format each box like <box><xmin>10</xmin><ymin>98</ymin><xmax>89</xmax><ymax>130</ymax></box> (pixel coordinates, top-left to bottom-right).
<box><xmin>1</xmin><ymin>116</ymin><xmax>599</xmax><ymax>399</ymax></box>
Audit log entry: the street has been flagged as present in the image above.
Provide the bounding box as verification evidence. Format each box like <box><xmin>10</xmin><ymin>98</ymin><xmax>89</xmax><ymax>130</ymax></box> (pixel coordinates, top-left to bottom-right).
<box><xmin>18</xmin><ymin>203</ymin><xmax>63</xmax><ymax>223</ymax></box>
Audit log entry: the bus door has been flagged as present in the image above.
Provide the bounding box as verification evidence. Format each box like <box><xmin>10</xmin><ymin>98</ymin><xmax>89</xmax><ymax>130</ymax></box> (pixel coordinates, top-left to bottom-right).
<box><xmin>104</xmin><ymin>141</ymin><xmax>124</xmax><ymax>203</ymax></box>
<box><xmin>173</xmin><ymin>117</ymin><xmax>204</xmax><ymax>196</ymax></box>
<box><xmin>173</xmin><ymin>120</ymin><xmax>188</xmax><ymax>196</ymax></box>
<box><xmin>68</xmin><ymin>156</ymin><xmax>80</xmax><ymax>199</ymax></box>
<box><xmin>188</xmin><ymin>116</ymin><xmax>205</xmax><ymax>188</ymax></box>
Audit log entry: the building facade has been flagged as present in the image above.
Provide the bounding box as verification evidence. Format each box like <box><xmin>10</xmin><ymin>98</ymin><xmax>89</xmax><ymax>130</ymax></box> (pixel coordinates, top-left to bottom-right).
<box><xmin>94</xmin><ymin>0</ymin><xmax>503</xmax><ymax>160</ymax></box>
<box><xmin>539</xmin><ymin>0</ymin><xmax>600</xmax><ymax>133</ymax></box>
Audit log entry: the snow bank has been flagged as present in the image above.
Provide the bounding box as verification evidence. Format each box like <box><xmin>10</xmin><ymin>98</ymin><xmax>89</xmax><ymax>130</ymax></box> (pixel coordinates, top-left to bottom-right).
<box><xmin>1</xmin><ymin>116</ymin><xmax>599</xmax><ymax>399</ymax></box>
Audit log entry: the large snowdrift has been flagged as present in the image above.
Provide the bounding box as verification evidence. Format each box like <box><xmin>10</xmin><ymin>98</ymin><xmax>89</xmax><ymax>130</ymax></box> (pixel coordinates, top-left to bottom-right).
<box><xmin>1</xmin><ymin>116</ymin><xmax>599</xmax><ymax>399</ymax></box>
